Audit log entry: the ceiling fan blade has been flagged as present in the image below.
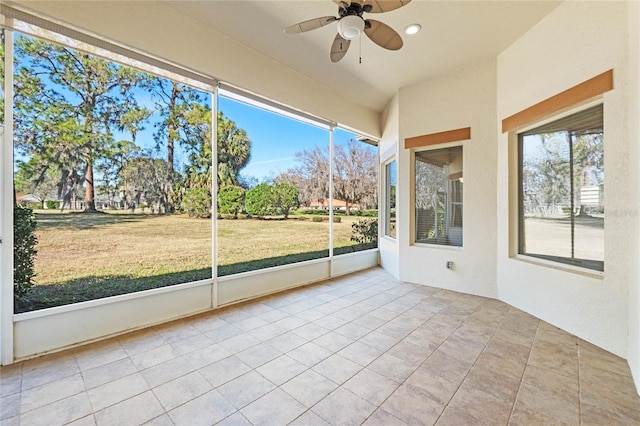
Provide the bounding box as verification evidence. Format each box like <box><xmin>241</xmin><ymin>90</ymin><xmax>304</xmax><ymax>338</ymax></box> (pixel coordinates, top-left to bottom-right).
<box><xmin>365</xmin><ymin>19</ymin><xmax>403</xmax><ymax>50</ymax></box>
<box><xmin>363</xmin><ymin>0</ymin><xmax>411</xmax><ymax>13</ymax></box>
<box><xmin>330</xmin><ymin>33</ymin><xmax>351</xmax><ymax>62</ymax></box>
<box><xmin>332</xmin><ymin>0</ymin><xmax>364</xmax><ymax>6</ymax></box>
<box><xmin>285</xmin><ymin>16</ymin><xmax>337</xmax><ymax>34</ymax></box>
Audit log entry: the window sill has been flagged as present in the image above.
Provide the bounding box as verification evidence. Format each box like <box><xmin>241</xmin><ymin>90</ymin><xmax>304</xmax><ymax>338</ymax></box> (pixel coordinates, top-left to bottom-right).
<box><xmin>412</xmin><ymin>242</ymin><xmax>463</xmax><ymax>251</ymax></box>
<box><xmin>511</xmin><ymin>254</ymin><xmax>604</xmax><ymax>280</ymax></box>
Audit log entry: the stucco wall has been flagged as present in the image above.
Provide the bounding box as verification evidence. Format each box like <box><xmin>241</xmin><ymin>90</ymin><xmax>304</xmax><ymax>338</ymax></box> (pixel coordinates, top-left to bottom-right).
<box><xmin>496</xmin><ymin>1</ymin><xmax>631</xmax><ymax>358</ymax></box>
<box><xmin>13</xmin><ymin>0</ymin><xmax>380</xmax><ymax>138</ymax></box>
<box><xmin>395</xmin><ymin>59</ymin><xmax>498</xmax><ymax>298</ymax></box>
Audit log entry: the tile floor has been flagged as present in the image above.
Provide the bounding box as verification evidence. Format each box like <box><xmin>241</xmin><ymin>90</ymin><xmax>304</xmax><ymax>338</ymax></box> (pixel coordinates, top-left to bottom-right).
<box><xmin>1</xmin><ymin>267</ymin><xmax>640</xmax><ymax>425</ymax></box>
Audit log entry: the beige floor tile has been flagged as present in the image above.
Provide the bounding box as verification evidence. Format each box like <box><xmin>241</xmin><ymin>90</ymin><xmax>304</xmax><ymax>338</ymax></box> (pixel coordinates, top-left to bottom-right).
<box><xmin>343</xmin><ymin>368</ymin><xmax>400</xmax><ymax>406</ymax></box>
<box><xmin>118</xmin><ymin>330</ymin><xmax>167</xmax><ymax>357</ymax></box>
<box><xmin>580</xmin><ymin>402</ymin><xmax>638</xmax><ymax>425</ymax></box>
<box><xmin>198</xmin><ymin>355</ymin><xmax>251</xmax><ymax>387</ymax></box>
<box><xmin>313</xmin><ymin>331</ymin><xmax>354</xmax><ymax>352</ymax></box>
<box><xmin>169</xmin><ymin>333</ymin><xmax>214</xmax><ymax>355</ymax></box>
<box><xmin>74</xmin><ymin>341</ymin><xmax>128</xmax><ymax>372</ymax></box>
<box><xmin>338</xmin><ymin>341</ymin><xmax>384</xmax><ymax>366</ymax></box>
<box><xmin>217</xmin><ymin>333</ymin><xmax>262</xmax><ymax>354</ymax></box>
<box><xmin>217</xmin><ymin>371</ymin><xmax>276</xmax><ymax>409</ymax></box>
<box><xmin>448</xmin><ymin>385</ymin><xmax>513</xmax><ymax>425</ymax></box>
<box><xmin>183</xmin><ymin>343</ymin><xmax>232</xmax><ymax>369</ymax></box>
<box><xmin>272</xmin><ymin>316</ymin><xmax>308</xmax><ymax>331</ymax></box>
<box><xmin>21</xmin><ymin>356</ymin><xmax>80</xmax><ymax>391</ymax></box>
<box><xmin>367</xmin><ymin>353</ymin><xmax>418</xmax><ymax>383</ymax></box>
<box><xmin>216</xmin><ymin>411</ymin><xmax>252</xmax><ymax>426</ymax></box>
<box><xmin>241</xmin><ymin>388</ymin><xmax>306</xmax><ymax>426</ymax></box>
<box><xmin>154</xmin><ymin>322</ymin><xmax>200</xmax><ymax>343</ymax></box>
<box><xmin>152</xmin><ymin>371</ymin><xmax>212</xmax><ymax>410</ymax></box>
<box><xmin>142</xmin><ymin>414</ymin><xmax>174</xmax><ymax>426</ymax></box>
<box><xmin>461</xmin><ymin>363</ymin><xmax>520</xmax><ymax>402</ymax></box>
<box><xmin>1</xmin><ymin>393</ymin><xmax>21</xmax><ymax>421</ymax></box>
<box><xmin>255</xmin><ymin>354</ymin><xmax>307</xmax><ymax>385</ymax></box>
<box><xmin>0</xmin><ymin>364</ymin><xmax>22</xmax><ymax>397</ymax></box>
<box><xmin>140</xmin><ymin>356</ymin><xmax>196</xmax><ymax>388</ymax></box>
<box><xmin>358</xmin><ymin>331</ymin><xmax>401</xmax><ymax>353</ymax></box>
<box><xmin>235</xmin><ymin>342</ymin><xmax>283</xmax><ymax>368</ymax></box>
<box><xmin>312</xmin><ymin>353</ymin><xmax>362</xmax><ymax>385</ymax></box>
<box><xmin>248</xmin><ymin>323</ymin><xmax>287</xmax><ymax>342</ymax></box>
<box><xmin>281</xmin><ymin>369</ymin><xmax>338</xmax><ymax>407</ymax></box>
<box><xmin>6</xmin><ymin>268</ymin><xmax>640</xmax><ymax>426</ymax></box>
<box><xmin>87</xmin><ymin>372</ymin><xmax>148</xmax><ymax>411</ymax></box>
<box><xmin>386</xmin><ymin>340</ymin><xmax>433</xmax><ymax>365</ymax></box>
<box><xmin>203</xmin><ymin>324</ymin><xmax>244</xmax><ymax>344</ymax></box>
<box><xmin>167</xmin><ymin>389</ymin><xmax>235</xmax><ymax>426</ymax></box>
<box><xmin>68</xmin><ymin>414</ymin><xmax>97</xmax><ymax>425</ymax></box>
<box><xmin>381</xmin><ymin>384</ymin><xmax>444</xmax><ymax>426</ymax></box>
<box><xmin>312</xmin><ymin>387</ymin><xmax>377</xmax><ymax>426</ymax></box>
<box><xmin>21</xmin><ymin>373</ymin><xmax>85</xmax><ymax>413</ymax></box>
<box><xmin>363</xmin><ymin>408</ymin><xmax>408</xmax><ymax>425</ymax></box>
<box><xmin>403</xmin><ymin>366</ymin><xmax>461</xmax><ymax>406</ymax></box>
<box><xmin>233</xmin><ymin>316</ymin><xmax>270</xmax><ymax>332</ymax></box>
<box><xmin>19</xmin><ymin>392</ymin><xmax>93</xmax><ymax>426</ymax></box>
<box><xmin>288</xmin><ymin>342</ymin><xmax>333</xmax><ymax>367</ymax></box>
<box><xmin>265</xmin><ymin>332</ymin><xmax>308</xmax><ymax>353</ymax></box>
<box><xmin>508</xmin><ymin>403</ymin><xmax>566</xmax><ymax>425</ymax></box>
<box><xmin>289</xmin><ymin>410</ymin><xmax>330</xmax><ymax>426</ymax></box>
<box><xmin>436</xmin><ymin>406</ymin><xmax>487</xmax><ymax>426</ymax></box>
<box><xmin>130</xmin><ymin>344</ymin><xmax>180</xmax><ymax>370</ymax></box>
<box><xmin>81</xmin><ymin>357</ymin><xmax>137</xmax><ymax>389</ymax></box>
<box><xmin>94</xmin><ymin>391</ymin><xmax>164</xmax><ymax>425</ymax></box>
<box><xmin>515</xmin><ymin>382</ymin><xmax>579</xmax><ymax>425</ymax></box>
<box><xmin>291</xmin><ymin>323</ymin><xmax>331</xmax><ymax>340</ymax></box>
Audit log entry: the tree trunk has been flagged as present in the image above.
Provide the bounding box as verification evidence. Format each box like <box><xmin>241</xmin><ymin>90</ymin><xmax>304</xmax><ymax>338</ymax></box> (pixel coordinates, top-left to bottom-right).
<box><xmin>84</xmin><ymin>148</ymin><xmax>97</xmax><ymax>213</ymax></box>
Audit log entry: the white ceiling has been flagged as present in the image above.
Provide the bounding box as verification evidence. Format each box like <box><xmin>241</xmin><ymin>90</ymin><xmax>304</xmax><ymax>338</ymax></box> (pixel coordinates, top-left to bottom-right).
<box><xmin>162</xmin><ymin>0</ymin><xmax>561</xmax><ymax>113</ymax></box>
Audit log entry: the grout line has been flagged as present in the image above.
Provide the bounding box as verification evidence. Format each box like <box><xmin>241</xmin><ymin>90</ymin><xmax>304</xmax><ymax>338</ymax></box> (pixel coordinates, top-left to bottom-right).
<box><xmin>505</xmin><ymin>312</ymin><xmax>540</xmax><ymax>424</ymax></box>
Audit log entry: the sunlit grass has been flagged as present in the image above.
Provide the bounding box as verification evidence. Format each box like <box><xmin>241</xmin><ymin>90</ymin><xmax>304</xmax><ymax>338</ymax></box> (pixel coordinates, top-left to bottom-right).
<box><xmin>17</xmin><ymin>210</ymin><xmax>371</xmax><ymax>312</ymax></box>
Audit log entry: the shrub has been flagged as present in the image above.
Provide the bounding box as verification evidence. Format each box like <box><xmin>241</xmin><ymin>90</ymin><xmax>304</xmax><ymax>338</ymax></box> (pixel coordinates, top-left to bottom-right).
<box><xmin>45</xmin><ymin>200</ymin><xmax>60</xmax><ymax>210</ymax></box>
<box><xmin>351</xmin><ymin>218</ymin><xmax>378</xmax><ymax>244</ymax></box>
<box><xmin>181</xmin><ymin>188</ymin><xmax>212</xmax><ymax>218</ymax></box>
<box><xmin>245</xmin><ymin>183</ymin><xmax>275</xmax><ymax>218</ymax></box>
<box><xmin>357</xmin><ymin>209</ymin><xmax>379</xmax><ymax>218</ymax></box>
<box><xmin>273</xmin><ymin>183</ymin><xmax>299</xmax><ymax>219</ymax></box>
<box><xmin>14</xmin><ymin>205</ymin><xmax>38</xmax><ymax>302</ymax></box>
<box><xmin>217</xmin><ymin>185</ymin><xmax>245</xmax><ymax>219</ymax></box>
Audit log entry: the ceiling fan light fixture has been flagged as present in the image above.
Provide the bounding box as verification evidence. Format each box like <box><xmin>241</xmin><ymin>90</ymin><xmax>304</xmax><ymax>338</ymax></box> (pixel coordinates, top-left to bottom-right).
<box><xmin>338</xmin><ymin>15</ymin><xmax>365</xmax><ymax>40</ymax></box>
<box><xmin>404</xmin><ymin>23</ymin><xmax>421</xmax><ymax>35</ymax></box>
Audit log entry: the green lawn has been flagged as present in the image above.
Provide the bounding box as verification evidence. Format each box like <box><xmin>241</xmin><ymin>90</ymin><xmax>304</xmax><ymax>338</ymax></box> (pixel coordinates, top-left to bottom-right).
<box><xmin>17</xmin><ymin>211</ymin><xmax>376</xmax><ymax>312</ymax></box>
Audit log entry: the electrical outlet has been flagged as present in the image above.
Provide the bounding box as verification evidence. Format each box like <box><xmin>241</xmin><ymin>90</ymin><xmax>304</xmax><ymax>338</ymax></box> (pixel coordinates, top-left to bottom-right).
<box><xmin>446</xmin><ymin>261</ymin><xmax>454</xmax><ymax>270</ymax></box>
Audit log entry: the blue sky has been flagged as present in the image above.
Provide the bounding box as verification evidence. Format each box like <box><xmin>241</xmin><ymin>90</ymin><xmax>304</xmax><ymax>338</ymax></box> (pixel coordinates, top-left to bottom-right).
<box><xmin>218</xmin><ymin>96</ymin><xmax>363</xmax><ymax>183</ymax></box>
<box><xmin>11</xmin><ymin>32</ymin><xmax>371</xmax><ymax>185</ymax></box>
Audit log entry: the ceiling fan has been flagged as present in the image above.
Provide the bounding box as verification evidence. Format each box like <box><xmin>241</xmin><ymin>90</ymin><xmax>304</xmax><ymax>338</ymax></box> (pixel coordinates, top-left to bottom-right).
<box><xmin>284</xmin><ymin>0</ymin><xmax>412</xmax><ymax>63</ymax></box>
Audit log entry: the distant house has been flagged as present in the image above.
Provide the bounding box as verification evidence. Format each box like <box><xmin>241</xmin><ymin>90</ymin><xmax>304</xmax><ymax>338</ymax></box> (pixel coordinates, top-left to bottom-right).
<box><xmin>309</xmin><ymin>199</ymin><xmax>351</xmax><ymax>211</ymax></box>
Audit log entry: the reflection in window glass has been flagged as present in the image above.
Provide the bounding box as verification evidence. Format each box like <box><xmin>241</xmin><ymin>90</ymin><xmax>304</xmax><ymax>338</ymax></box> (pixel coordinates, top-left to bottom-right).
<box><xmin>385</xmin><ymin>161</ymin><xmax>396</xmax><ymax>238</ymax></box>
<box><xmin>217</xmin><ymin>95</ymin><xmax>330</xmax><ymax>276</ymax></box>
<box><xmin>415</xmin><ymin>146</ymin><xmax>463</xmax><ymax>246</ymax></box>
<box><xmin>333</xmin><ymin>130</ymin><xmax>378</xmax><ymax>255</ymax></box>
<box><xmin>518</xmin><ymin>104</ymin><xmax>604</xmax><ymax>271</ymax></box>
<box><xmin>13</xmin><ymin>32</ymin><xmax>212</xmax><ymax>312</ymax></box>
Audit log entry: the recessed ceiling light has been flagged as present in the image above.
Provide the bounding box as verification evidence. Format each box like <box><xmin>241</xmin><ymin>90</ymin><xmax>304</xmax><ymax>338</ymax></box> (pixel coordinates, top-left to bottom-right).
<box><xmin>404</xmin><ymin>24</ymin><xmax>421</xmax><ymax>35</ymax></box>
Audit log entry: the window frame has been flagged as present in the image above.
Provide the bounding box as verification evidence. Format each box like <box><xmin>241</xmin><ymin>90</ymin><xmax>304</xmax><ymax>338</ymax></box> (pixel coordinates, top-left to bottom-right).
<box><xmin>412</xmin><ymin>143</ymin><xmax>464</xmax><ymax>247</ymax></box>
<box><xmin>383</xmin><ymin>158</ymin><xmax>396</xmax><ymax>239</ymax></box>
<box><xmin>515</xmin><ymin>102</ymin><xmax>604</xmax><ymax>273</ymax></box>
